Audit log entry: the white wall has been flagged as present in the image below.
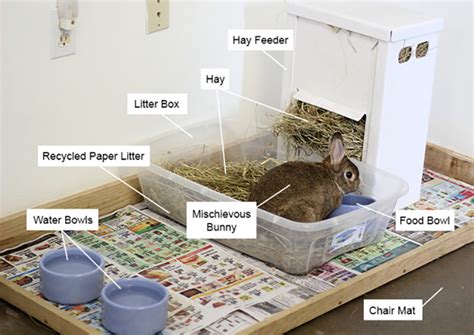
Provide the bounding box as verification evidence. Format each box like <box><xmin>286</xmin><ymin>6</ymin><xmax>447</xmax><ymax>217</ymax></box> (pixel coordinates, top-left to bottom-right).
<box><xmin>1</xmin><ymin>1</ymin><xmax>472</xmax><ymax>217</ymax></box>
<box><xmin>397</xmin><ymin>1</ymin><xmax>473</xmax><ymax>157</ymax></box>
<box><xmin>1</xmin><ymin>1</ymin><xmax>251</xmax><ymax>216</ymax></box>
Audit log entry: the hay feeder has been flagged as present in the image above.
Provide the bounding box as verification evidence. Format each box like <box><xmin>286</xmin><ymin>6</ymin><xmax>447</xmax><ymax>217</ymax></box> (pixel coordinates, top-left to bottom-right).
<box><xmin>277</xmin><ymin>2</ymin><xmax>443</xmax><ymax>208</ymax></box>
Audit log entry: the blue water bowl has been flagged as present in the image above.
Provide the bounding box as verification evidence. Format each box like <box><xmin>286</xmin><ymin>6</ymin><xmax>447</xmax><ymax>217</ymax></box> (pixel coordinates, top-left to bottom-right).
<box><xmin>328</xmin><ymin>194</ymin><xmax>376</xmax><ymax>218</ymax></box>
<box><xmin>101</xmin><ymin>278</ymin><xmax>169</xmax><ymax>335</ymax></box>
<box><xmin>40</xmin><ymin>247</ymin><xmax>104</xmax><ymax>305</ymax></box>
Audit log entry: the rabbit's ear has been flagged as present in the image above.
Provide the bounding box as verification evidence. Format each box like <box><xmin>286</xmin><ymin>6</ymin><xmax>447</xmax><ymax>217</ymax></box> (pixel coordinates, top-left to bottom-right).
<box><xmin>329</xmin><ymin>132</ymin><xmax>345</xmax><ymax>167</ymax></box>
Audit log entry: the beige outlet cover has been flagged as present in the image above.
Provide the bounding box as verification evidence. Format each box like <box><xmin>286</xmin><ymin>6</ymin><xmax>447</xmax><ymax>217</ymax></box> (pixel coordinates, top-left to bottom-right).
<box><xmin>146</xmin><ymin>0</ymin><xmax>169</xmax><ymax>33</ymax></box>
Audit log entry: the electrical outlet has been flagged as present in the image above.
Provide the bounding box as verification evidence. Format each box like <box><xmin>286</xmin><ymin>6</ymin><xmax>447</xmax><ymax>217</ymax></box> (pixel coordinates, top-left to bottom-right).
<box><xmin>146</xmin><ymin>0</ymin><xmax>169</xmax><ymax>33</ymax></box>
<box><xmin>50</xmin><ymin>8</ymin><xmax>76</xmax><ymax>59</ymax></box>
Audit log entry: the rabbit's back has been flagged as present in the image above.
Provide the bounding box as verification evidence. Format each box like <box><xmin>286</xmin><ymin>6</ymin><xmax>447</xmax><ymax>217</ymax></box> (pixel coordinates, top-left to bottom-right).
<box><xmin>248</xmin><ymin>161</ymin><xmax>343</xmax><ymax>222</ymax></box>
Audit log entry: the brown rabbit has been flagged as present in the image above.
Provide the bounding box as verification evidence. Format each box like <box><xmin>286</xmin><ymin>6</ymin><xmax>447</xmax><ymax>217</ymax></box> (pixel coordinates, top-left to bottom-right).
<box><xmin>248</xmin><ymin>132</ymin><xmax>360</xmax><ymax>222</ymax></box>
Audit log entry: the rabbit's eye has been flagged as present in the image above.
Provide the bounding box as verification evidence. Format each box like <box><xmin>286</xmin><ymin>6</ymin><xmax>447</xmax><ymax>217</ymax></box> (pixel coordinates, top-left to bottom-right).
<box><xmin>345</xmin><ymin>171</ymin><xmax>353</xmax><ymax>179</ymax></box>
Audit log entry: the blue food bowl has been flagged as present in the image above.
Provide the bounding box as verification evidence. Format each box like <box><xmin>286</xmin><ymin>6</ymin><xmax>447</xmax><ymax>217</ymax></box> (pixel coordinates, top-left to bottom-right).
<box><xmin>328</xmin><ymin>194</ymin><xmax>376</xmax><ymax>218</ymax></box>
<box><xmin>101</xmin><ymin>278</ymin><xmax>169</xmax><ymax>335</ymax></box>
<box><xmin>40</xmin><ymin>247</ymin><xmax>104</xmax><ymax>305</ymax></box>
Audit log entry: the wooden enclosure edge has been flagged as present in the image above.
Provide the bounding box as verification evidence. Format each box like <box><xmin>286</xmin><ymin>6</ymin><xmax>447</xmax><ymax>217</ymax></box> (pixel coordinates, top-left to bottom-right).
<box><xmin>0</xmin><ymin>277</ymin><xmax>101</xmax><ymax>335</ymax></box>
<box><xmin>425</xmin><ymin>142</ymin><xmax>474</xmax><ymax>185</ymax></box>
<box><xmin>0</xmin><ymin>175</ymin><xmax>142</xmax><ymax>250</ymax></box>
<box><xmin>0</xmin><ymin>169</ymin><xmax>473</xmax><ymax>334</ymax></box>
<box><xmin>238</xmin><ymin>224</ymin><xmax>474</xmax><ymax>334</ymax></box>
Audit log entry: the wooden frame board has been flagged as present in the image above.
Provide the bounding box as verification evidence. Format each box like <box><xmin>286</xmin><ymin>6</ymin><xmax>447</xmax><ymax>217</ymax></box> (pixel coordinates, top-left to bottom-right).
<box><xmin>1</xmin><ymin>175</ymin><xmax>473</xmax><ymax>335</ymax></box>
<box><xmin>424</xmin><ymin>142</ymin><xmax>474</xmax><ymax>186</ymax></box>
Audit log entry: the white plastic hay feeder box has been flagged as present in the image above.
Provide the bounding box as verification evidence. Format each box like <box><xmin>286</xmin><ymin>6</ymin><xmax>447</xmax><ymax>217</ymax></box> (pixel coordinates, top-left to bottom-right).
<box><xmin>281</xmin><ymin>2</ymin><xmax>444</xmax><ymax>208</ymax></box>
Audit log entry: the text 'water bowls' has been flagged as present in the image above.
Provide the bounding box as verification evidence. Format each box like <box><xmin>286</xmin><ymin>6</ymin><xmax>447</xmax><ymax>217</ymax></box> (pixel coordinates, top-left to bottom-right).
<box><xmin>39</xmin><ymin>247</ymin><xmax>104</xmax><ymax>305</ymax></box>
<box><xmin>328</xmin><ymin>194</ymin><xmax>376</xmax><ymax>218</ymax></box>
<box><xmin>101</xmin><ymin>277</ymin><xmax>169</xmax><ymax>335</ymax></box>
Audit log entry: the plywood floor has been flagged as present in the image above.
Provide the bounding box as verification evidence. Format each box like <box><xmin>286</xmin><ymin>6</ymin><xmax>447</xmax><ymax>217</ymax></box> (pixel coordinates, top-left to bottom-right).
<box><xmin>1</xmin><ymin>243</ymin><xmax>472</xmax><ymax>335</ymax></box>
<box><xmin>1</xmin><ymin>169</ymin><xmax>472</xmax><ymax>334</ymax></box>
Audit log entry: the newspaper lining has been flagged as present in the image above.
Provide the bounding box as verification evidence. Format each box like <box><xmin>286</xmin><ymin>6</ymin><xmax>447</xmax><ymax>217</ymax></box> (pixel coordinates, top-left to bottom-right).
<box><xmin>1</xmin><ymin>169</ymin><xmax>472</xmax><ymax>334</ymax></box>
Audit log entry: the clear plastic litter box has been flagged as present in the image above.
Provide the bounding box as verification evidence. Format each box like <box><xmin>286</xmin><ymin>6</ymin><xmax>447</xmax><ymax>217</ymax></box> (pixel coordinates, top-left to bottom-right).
<box><xmin>138</xmin><ymin>118</ymin><xmax>408</xmax><ymax>274</ymax></box>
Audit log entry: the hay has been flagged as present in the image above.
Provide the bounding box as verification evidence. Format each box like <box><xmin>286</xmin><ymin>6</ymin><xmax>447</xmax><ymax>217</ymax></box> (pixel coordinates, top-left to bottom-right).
<box><xmin>273</xmin><ymin>100</ymin><xmax>365</xmax><ymax>160</ymax></box>
<box><xmin>162</xmin><ymin>160</ymin><xmax>268</xmax><ymax>201</ymax></box>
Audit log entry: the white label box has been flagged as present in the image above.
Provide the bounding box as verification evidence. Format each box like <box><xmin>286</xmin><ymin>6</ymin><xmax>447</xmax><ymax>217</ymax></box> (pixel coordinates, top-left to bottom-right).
<box><xmin>396</xmin><ymin>210</ymin><xmax>455</xmax><ymax>232</ymax></box>
<box><xmin>329</xmin><ymin>223</ymin><xmax>365</xmax><ymax>252</ymax></box>
<box><xmin>364</xmin><ymin>299</ymin><xmax>423</xmax><ymax>321</ymax></box>
<box><xmin>127</xmin><ymin>93</ymin><xmax>187</xmax><ymax>115</ymax></box>
<box><xmin>27</xmin><ymin>209</ymin><xmax>99</xmax><ymax>231</ymax></box>
<box><xmin>38</xmin><ymin>145</ymin><xmax>150</xmax><ymax>167</ymax></box>
<box><xmin>186</xmin><ymin>202</ymin><xmax>256</xmax><ymax>239</ymax></box>
<box><xmin>228</xmin><ymin>29</ymin><xmax>294</xmax><ymax>51</ymax></box>
<box><xmin>200</xmin><ymin>69</ymin><xmax>229</xmax><ymax>90</ymax></box>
